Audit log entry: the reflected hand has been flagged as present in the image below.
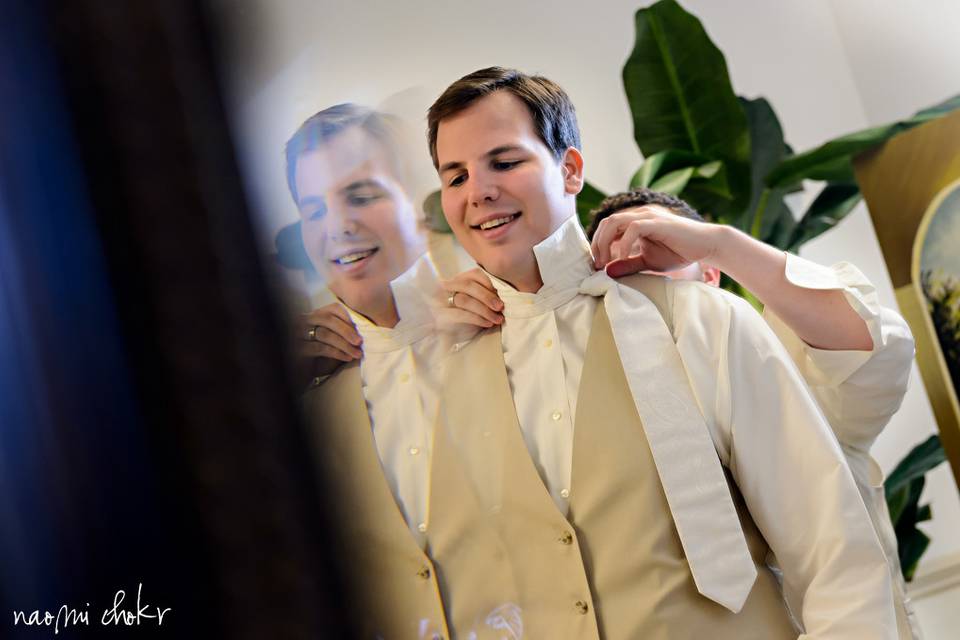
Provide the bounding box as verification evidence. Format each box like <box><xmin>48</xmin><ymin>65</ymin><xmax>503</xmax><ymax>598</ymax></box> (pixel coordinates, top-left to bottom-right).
<box><xmin>296</xmin><ymin>302</ymin><xmax>363</xmax><ymax>380</ymax></box>
<box><xmin>590</xmin><ymin>205</ymin><xmax>721</xmax><ymax>278</ymax></box>
<box><xmin>440</xmin><ymin>268</ymin><xmax>504</xmax><ymax>328</ymax></box>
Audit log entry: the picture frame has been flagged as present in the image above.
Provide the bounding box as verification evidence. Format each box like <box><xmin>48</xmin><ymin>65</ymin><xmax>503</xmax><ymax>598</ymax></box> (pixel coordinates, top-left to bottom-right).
<box><xmin>855</xmin><ymin>109</ymin><xmax>960</xmax><ymax>491</ymax></box>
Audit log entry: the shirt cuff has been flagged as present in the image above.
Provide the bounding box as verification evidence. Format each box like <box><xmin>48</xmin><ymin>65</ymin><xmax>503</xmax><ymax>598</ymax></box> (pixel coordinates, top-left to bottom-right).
<box><xmin>763</xmin><ymin>253</ymin><xmax>884</xmax><ymax>387</ymax></box>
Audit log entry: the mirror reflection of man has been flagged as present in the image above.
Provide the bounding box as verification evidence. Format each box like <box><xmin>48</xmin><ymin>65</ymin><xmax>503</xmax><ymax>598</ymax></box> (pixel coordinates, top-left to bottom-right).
<box><xmin>287</xmin><ymin>104</ymin><xmax>455</xmax><ymax>639</ymax></box>
<box><xmin>425</xmin><ymin>67</ymin><xmax>899</xmax><ymax>638</ymax></box>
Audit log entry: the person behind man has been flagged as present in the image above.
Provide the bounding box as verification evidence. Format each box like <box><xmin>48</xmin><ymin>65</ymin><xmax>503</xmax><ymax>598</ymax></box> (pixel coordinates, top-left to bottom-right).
<box><xmin>587</xmin><ymin>188</ymin><xmax>920</xmax><ymax>639</ymax></box>
<box><xmin>424</xmin><ymin>66</ymin><xmax>898</xmax><ymax>638</ymax></box>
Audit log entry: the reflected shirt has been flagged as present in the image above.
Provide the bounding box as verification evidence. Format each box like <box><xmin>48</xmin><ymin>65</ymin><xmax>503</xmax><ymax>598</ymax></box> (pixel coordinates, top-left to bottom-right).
<box><xmin>344</xmin><ymin>253</ymin><xmax>447</xmax><ymax>544</ymax></box>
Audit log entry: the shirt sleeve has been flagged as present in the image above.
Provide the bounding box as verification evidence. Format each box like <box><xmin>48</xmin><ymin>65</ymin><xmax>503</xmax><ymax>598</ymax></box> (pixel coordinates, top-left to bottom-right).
<box><xmin>763</xmin><ymin>253</ymin><xmax>915</xmax><ymax>453</ymax></box>
<box><xmin>671</xmin><ymin>280</ymin><xmax>898</xmax><ymax>639</ymax></box>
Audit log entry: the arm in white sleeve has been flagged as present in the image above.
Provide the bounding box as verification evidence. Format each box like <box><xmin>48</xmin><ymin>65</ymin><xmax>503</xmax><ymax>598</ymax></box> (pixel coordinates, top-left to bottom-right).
<box><xmin>672</xmin><ymin>280</ymin><xmax>898</xmax><ymax>639</ymax></box>
<box><xmin>763</xmin><ymin>254</ymin><xmax>915</xmax><ymax>452</ymax></box>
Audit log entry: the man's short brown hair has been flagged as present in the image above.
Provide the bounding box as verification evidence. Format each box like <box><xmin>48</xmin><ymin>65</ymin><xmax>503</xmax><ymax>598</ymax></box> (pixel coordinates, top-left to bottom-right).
<box><xmin>285</xmin><ymin>103</ymin><xmax>403</xmax><ymax>204</ymax></box>
<box><xmin>427</xmin><ymin>67</ymin><xmax>581</xmax><ymax>169</ymax></box>
<box><xmin>586</xmin><ymin>188</ymin><xmax>703</xmax><ymax>240</ymax></box>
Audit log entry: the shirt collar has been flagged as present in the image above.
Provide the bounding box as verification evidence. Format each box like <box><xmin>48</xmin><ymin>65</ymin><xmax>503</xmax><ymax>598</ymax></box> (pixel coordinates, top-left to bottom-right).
<box><xmin>344</xmin><ymin>252</ymin><xmax>438</xmax><ymax>352</ymax></box>
<box><xmin>485</xmin><ymin>215</ymin><xmax>596</xmax><ymax>317</ymax></box>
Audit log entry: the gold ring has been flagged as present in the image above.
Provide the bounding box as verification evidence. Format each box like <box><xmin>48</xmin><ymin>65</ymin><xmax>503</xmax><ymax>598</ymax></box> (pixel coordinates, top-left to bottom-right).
<box><xmin>447</xmin><ymin>292</ymin><xmax>457</xmax><ymax>307</ymax></box>
<box><xmin>307</xmin><ymin>326</ymin><xmax>318</xmax><ymax>341</ymax></box>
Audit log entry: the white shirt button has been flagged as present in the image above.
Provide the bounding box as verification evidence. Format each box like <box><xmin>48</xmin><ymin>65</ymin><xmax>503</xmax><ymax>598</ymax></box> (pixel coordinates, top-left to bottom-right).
<box><xmin>409</xmin><ymin>446</ymin><xmax>420</xmax><ymax>456</ymax></box>
<box><xmin>551</xmin><ymin>411</ymin><xmax>562</xmax><ymax>421</ymax></box>
<box><xmin>544</xmin><ymin>338</ymin><xmax>553</xmax><ymax>348</ymax></box>
<box><xmin>418</xmin><ymin>522</ymin><xmax>427</xmax><ymax>533</ymax></box>
<box><xmin>560</xmin><ymin>488</ymin><xmax>570</xmax><ymax>499</ymax></box>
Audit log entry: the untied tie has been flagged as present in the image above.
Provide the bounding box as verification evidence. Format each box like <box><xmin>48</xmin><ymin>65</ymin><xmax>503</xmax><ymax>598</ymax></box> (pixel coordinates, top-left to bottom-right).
<box><xmin>578</xmin><ymin>269</ymin><xmax>757</xmax><ymax>613</ymax></box>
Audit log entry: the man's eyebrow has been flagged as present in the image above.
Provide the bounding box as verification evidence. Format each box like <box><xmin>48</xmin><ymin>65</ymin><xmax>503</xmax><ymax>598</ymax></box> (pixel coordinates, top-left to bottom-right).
<box><xmin>439</xmin><ymin>145</ymin><xmax>524</xmax><ymax>174</ymax></box>
<box><xmin>341</xmin><ymin>179</ymin><xmax>381</xmax><ymax>193</ymax></box>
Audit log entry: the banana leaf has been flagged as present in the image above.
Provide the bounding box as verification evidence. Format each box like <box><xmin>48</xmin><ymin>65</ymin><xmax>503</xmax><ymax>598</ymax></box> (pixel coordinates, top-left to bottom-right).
<box><xmin>885</xmin><ymin>434</ymin><xmax>947</xmax><ymax>499</ymax></box>
<box><xmin>884</xmin><ymin>435</ymin><xmax>946</xmax><ymax>581</ymax></box>
<box><xmin>738</xmin><ymin>96</ymin><xmax>794</xmax><ymax>241</ymax></box>
<box><xmin>766</xmin><ymin>93</ymin><xmax>960</xmax><ymax>189</ymax></box>
<box><xmin>422</xmin><ymin>190</ymin><xmax>451</xmax><ymax>233</ymax></box>
<box><xmin>784</xmin><ymin>182</ymin><xmax>861</xmax><ymax>252</ymax></box>
<box><xmin>577</xmin><ymin>180</ymin><xmax>608</xmax><ymax>228</ymax></box>
<box><xmin>629</xmin><ymin>149</ymin><xmax>709</xmax><ymax>189</ymax></box>
<box><xmin>622</xmin><ymin>0</ymin><xmax>751</xmax><ymax>214</ymax></box>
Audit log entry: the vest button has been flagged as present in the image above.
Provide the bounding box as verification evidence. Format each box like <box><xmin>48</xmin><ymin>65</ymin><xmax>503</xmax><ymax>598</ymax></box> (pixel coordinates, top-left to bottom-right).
<box><xmin>575</xmin><ymin>600</ymin><xmax>589</xmax><ymax>615</ymax></box>
<box><xmin>417</xmin><ymin>566</ymin><xmax>431</xmax><ymax>580</ymax></box>
<box><xmin>558</xmin><ymin>531</ymin><xmax>574</xmax><ymax>545</ymax></box>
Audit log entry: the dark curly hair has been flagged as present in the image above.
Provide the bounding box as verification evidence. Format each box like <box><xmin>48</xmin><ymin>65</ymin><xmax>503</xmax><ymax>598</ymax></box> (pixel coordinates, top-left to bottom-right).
<box><xmin>586</xmin><ymin>188</ymin><xmax>703</xmax><ymax>240</ymax></box>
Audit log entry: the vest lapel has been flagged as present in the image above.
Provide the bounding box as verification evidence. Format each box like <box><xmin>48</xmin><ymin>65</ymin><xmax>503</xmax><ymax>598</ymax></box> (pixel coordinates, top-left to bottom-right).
<box><xmin>437</xmin><ymin>328</ymin><xmax>570</xmax><ymax>518</ymax></box>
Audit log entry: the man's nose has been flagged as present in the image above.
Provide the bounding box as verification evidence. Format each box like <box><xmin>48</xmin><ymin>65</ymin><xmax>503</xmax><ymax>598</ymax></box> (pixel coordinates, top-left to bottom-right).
<box><xmin>326</xmin><ymin>207</ymin><xmax>359</xmax><ymax>238</ymax></box>
<box><xmin>468</xmin><ymin>171</ymin><xmax>499</xmax><ymax>208</ymax></box>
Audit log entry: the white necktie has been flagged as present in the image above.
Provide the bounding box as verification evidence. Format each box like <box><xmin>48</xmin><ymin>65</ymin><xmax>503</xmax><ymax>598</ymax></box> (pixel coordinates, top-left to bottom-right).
<box><xmin>579</xmin><ymin>270</ymin><xmax>757</xmax><ymax>613</ymax></box>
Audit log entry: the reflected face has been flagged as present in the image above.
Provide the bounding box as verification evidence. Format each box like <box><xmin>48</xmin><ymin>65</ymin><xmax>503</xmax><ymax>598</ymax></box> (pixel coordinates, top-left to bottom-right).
<box><xmin>294</xmin><ymin>126</ymin><xmax>423</xmax><ymax>315</ymax></box>
<box><xmin>436</xmin><ymin>91</ymin><xmax>580</xmax><ymax>289</ymax></box>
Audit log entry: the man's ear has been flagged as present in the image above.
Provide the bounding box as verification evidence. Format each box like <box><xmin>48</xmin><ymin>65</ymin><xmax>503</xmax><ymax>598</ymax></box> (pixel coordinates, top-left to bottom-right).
<box><xmin>560</xmin><ymin>147</ymin><xmax>584</xmax><ymax>195</ymax></box>
<box><xmin>702</xmin><ymin>266</ymin><xmax>721</xmax><ymax>287</ymax></box>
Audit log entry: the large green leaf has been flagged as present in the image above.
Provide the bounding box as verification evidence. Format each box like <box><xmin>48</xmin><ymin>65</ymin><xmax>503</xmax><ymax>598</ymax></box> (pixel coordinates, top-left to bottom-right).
<box><xmin>738</xmin><ymin>96</ymin><xmax>795</xmax><ymax>242</ymax></box>
<box><xmin>422</xmin><ymin>190</ymin><xmax>451</xmax><ymax>233</ymax></box>
<box><xmin>622</xmin><ymin>0</ymin><xmax>751</xmax><ymax>211</ymax></box>
<box><xmin>629</xmin><ymin>149</ymin><xmax>709</xmax><ymax>189</ymax></box>
<box><xmin>650</xmin><ymin>166</ymin><xmax>696</xmax><ymax>194</ymax></box>
<box><xmin>784</xmin><ymin>182</ymin><xmax>862</xmax><ymax>252</ymax></box>
<box><xmin>892</xmin><ymin>475</ymin><xmax>932</xmax><ymax>582</ymax></box>
<box><xmin>766</xmin><ymin>93</ymin><xmax>960</xmax><ymax>189</ymax></box>
<box><xmin>577</xmin><ymin>180</ymin><xmax>608</xmax><ymax>228</ymax></box>
<box><xmin>885</xmin><ymin>435</ymin><xmax>947</xmax><ymax>499</ymax></box>
<box><xmin>884</xmin><ymin>435</ymin><xmax>946</xmax><ymax>580</ymax></box>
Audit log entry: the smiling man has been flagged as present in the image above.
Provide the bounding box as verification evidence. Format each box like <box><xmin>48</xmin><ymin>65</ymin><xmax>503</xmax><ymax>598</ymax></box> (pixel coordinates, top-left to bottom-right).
<box><xmin>424</xmin><ymin>67</ymin><xmax>899</xmax><ymax>638</ymax></box>
<box><xmin>288</xmin><ymin>105</ymin><xmax>426</xmax><ymax>327</ymax></box>
<box><xmin>287</xmin><ymin>104</ymin><xmax>464</xmax><ymax>638</ymax></box>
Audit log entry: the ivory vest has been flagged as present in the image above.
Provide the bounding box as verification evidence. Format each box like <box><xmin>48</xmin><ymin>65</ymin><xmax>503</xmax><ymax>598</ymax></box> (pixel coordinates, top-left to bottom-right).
<box><xmin>307</xmin><ymin>282</ymin><xmax>799</xmax><ymax>639</ymax></box>
<box><xmin>306</xmin><ymin>363</ymin><xmax>522</xmax><ymax>640</ymax></box>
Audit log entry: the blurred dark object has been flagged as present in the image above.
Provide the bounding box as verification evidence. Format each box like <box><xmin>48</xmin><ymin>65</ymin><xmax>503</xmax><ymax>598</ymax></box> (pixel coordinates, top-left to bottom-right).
<box><xmin>1</xmin><ymin>1</ymin><xmax>347</xmax><ymax>638</ymax></box>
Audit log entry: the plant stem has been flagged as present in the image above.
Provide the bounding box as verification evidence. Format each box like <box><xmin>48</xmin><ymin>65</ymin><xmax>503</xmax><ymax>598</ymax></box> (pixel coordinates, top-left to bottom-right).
<box><xmin>750</xmin><ymin>188</ymin><xmax>771</xmax><ymax>238</ymax></box>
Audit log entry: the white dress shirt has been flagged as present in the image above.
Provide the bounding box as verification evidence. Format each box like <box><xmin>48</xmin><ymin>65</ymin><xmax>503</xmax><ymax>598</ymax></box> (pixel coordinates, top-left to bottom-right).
<box><xmin>343</xmin><ymin>253</ymin><xmax>448</xmax><ymax>542</ymax></box>
<box><xmin>482</xmin><ymin>215</ymin><xmax>897</xmax><ymax>636</ymax></box>
<box><xmin>486</xmin><ymin>224</ymin><xmax>598</xmax><ymax>512</ymax></box>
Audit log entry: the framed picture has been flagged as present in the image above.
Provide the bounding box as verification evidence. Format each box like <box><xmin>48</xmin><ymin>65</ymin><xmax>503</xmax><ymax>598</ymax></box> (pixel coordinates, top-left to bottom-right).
<box><xmin>855</xmin><ymin>109</ymin><xmax>960</xmax><ymax>490</ymax></box>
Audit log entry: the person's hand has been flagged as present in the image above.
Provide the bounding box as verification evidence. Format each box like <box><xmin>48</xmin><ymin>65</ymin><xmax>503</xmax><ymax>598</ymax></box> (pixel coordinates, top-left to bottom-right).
<box><xmin>439</xmin><ymin>268</ymin><xmax>504</xmax><ymax>328</ymax></box>
<box><xmin>296</xmin><ymin>303</ymin><xmax>363</xmax><ymax>379</ymax></box>
<box><xmin>591</xmin><ymin>205</ymin><xmax>724</xmax><ymax>278</ymax></box>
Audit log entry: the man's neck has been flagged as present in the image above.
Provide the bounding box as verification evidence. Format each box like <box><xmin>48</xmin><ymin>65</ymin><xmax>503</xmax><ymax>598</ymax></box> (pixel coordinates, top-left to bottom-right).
<box><xmin>364</xmin><ymin>297</ymin><xmax>400</xmax><ymax>328</ymax></box>
<box><xmin>343</xmin><ymin>289</ymin><xmax>400</xmax><ymax>328</ymax></box>
<box><xmin>494</xmin><ymin>260</ymin><xmax>544</xmax><ymax>294</ymax></box>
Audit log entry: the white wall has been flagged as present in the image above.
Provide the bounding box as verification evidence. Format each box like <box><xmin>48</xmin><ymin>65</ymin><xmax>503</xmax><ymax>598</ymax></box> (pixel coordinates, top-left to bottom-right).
<box><xmin>213</xmin><ymin>0</ymin><xmax>960</xmax><ymax>633</ymax></box>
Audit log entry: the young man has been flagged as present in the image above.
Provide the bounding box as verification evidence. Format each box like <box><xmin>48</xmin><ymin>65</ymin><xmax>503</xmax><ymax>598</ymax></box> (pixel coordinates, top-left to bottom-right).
<box><xmin>426</xmin><ymin>67</ymin><xmax>898</xmax><ymax>638</ymax></box>
<box><xmin>287</xmin><ymin>104</ymin><xmax>459</xmax><ymax>639</ymax></box>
